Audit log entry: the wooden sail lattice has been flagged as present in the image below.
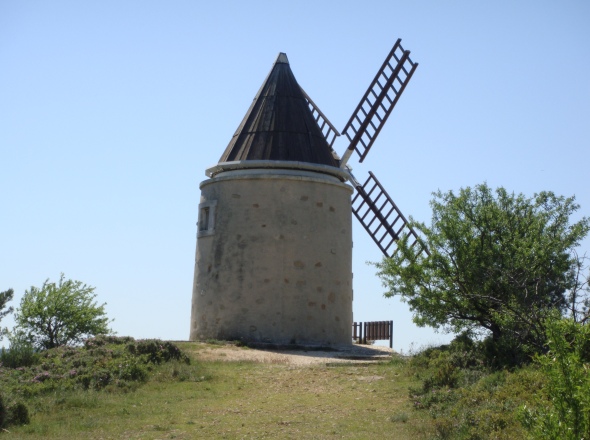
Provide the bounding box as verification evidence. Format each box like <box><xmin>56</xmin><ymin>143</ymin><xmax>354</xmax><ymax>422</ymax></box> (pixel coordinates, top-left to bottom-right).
<box><xmin>301</xmin><ymin>88</ymin><xmax>340</xmax><ymax>148</ymax></box>
<box><xmin>298</xmin><ymin>39</ymin><xmax>428</xmax><ymax>259</ymax></box>
<box><xmin>352</xmin><ymin>172</ymin><xmax>428</xmax><ymax>259</ymax></box>
<box><xmin>341</xmin><ymin>39</ymin><xmax>418</xmax><ymax>163</ymax></box>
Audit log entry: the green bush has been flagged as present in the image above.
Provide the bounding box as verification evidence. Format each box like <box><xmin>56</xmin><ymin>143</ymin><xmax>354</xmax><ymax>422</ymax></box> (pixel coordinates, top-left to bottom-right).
<box><xmin>0</xmin><ymin>333</ymin><xmax>39</xmax><ymax>368</ymax></box>
<box><xmin>1</xmin><ymin>337</ymin><xmax>192</xmax><ymax>395</ymax></box>
<box><xmin>425</xmin><ymin>351</ymin><xmax>461</xmax><ymax>390</ymax></box>
<box><xmin>7</xmin><ymin>402</ymin><xmax>30</xmax><ymax>426</ymax></box>
<box><xmin>84</xmin><ymin>335</ymin><xmax>134</xmax><ymax>348</ymax></box>
<box><xmin>0</xmin><ymin>392</ymin><xmax>5</xmax><ymax>428</ymax></box>
<box><xmin>407</xmin><ymin>335</ymin><xmax>545</xmax><ymax>439</ymax></box>
<box><xmin>116</xmin><ymin>356</ymin><xmax>149</xmax><ymax>382</ymax></box>
<box><xmin>0</xmin><ymin>392</ymin><xmax>30</xmax><ymax>429</ymax></box>
<box><xmin>519</xmin><ymin>318</ymin><xmax>590</xmax><ymax>440</ymax></box>
<box><xmin>477</xmin><ymin>333</ymin><xmax>535</xmax><ymax>369</ymax></box>
<box><xmin>0</xmin><ymin>337</ymin><xmax>198</xmax><ymax>428</ymax></box>
<box><xmin>129</xmin><ymin>339</ymin><xmax>189</xmax><ymax>364</ymax></box>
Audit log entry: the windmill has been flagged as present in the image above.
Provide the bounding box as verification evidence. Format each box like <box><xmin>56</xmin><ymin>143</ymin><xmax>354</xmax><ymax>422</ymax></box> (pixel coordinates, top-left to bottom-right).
<box><xmin>190</xmin><ymin>39</ymin><xmax>427</xmax><ymax>346</ymax></box>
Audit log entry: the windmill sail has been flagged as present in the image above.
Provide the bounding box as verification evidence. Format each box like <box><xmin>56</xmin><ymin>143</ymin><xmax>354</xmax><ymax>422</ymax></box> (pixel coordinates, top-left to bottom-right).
<box><xmin>351</xmin><ymin>171</ymin><xmax>428</xmax><ymax>259</ymax></box>
<box><xmin>301</xmin><ymin>87</ymin><xmax>340</xmax><ymax>149</ymax></box>
<box><xmin>340</xmin><ymin>39</ymin><xmax>418</xmax><ymax>167</ymax></box>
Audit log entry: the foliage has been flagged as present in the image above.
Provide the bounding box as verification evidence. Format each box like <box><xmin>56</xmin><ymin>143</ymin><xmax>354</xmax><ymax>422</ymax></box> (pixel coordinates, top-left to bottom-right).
<box><xmin>407</xmin><ymin>319</ymin><xmax>590</xmax><ymax>439</ymax></box>
<box><xmin>519</xmin><ymin>317</ymin><xmax>590</xmax><ymax>439</ymax></box>
<box><xmin>0</xmin><ymin>336</ymin><xmax>191</xmax><ymax>394</ymax></box>
<box><xmin>127</xmin><ymin>339</ymin><xmax>188</xmax><ymax>364</ymax></box>
<box><xmin>407</xmin><ymin>337</ymin><xmax>546</xmax><ymax>439</ymax></box>
<box><xmin>567</xmin><ymin>254</ymin><xmax>590</xmax><ymax>324</ymax></box>
<box><xmin>0</xmin><ymin>392</ymin><xmax>4</xmax><ymax>428</ymax></box>
<box><xmin>0</xmin><ymin>288</ymin><xmax>14</xmax><ymax>341</ymax></box>
<box><xmin>0</xmin><ymin>330</ymin><xmax>39</xmax><ymax>368</ymax></box>
<box><xmin>14</xmin><ymin>274</ymin><xmax>112</xmax><ymax>349</ymax></box>
<box><xmin>0</xmin><ymin>336</ymin><xmax>193</xmax><ymax>429</ymax></box>
<box><xmin>0</xmin><ymin>391</ymin><xmax>30</xmax><ymax>429</ymax></box>
<box><xmin>376</xmin><ymin>183</ymin><xmax>590</xmax><ymax>364</ymax></box>
<box><xmin>7</xmin><ymin>402</ymin><xmax>30</xmax><ymax>427</ymax></box>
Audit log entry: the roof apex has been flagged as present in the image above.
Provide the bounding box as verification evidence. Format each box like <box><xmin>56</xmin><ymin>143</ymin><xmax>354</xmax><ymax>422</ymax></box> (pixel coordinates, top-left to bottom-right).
<box><xmin>217</xmin><ymin>53</ymin><xmax>338</xmax><ymax>167</ymax></box>
<box><xmin>275</xmin><ymin>52</ymin><xmax>289</xmax><ymax>64</ymax></box>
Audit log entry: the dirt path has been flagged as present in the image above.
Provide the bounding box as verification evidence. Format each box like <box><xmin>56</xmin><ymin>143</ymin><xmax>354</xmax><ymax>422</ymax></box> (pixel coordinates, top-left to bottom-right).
<box><xmin>190</xmin><ymin>342</ymin><xmax>394</xmax><ymax>366</ymax></box>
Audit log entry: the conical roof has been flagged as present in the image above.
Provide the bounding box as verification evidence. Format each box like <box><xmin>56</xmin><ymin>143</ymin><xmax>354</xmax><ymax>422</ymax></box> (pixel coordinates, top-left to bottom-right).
<box><xmin>218</xmin><ymin>53</ymin><xmax>338</xmax><ymax>167</ymax></box>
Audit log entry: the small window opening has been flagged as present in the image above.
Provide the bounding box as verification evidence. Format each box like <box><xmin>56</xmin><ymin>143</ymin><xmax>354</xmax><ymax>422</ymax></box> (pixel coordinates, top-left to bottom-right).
<box><xmin>197</xmin><ymin>200</ymin><xmax>217</xmax><ymax>237</ymax></box>
<box><xmin>199</xmin><ymin>207</ymin><xmax>210</xmax><ymax>232</ymax></box>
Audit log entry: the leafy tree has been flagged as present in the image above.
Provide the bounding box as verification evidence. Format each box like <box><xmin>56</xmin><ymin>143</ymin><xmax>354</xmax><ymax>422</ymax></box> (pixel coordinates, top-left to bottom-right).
<box><xmin>14</xmin><ymin>274</ymin><xmax>112</xmax><ymax>349</ymax></box>
<box><xmin>376</xmin><ymin>183</ymin><xmax>589</xmax><ymax>362</ymax></box>
<box><xmin>0</xmin><ymin>288</ymin><xmax>14</xmax><ymax>341</ymax></box>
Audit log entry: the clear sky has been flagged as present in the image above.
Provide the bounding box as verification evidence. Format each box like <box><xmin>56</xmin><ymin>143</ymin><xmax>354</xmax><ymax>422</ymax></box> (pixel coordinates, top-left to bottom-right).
<box><xmin>2</xmin><ymin>1</ymin><xmax>589</xmax><ymax>351</ymax></box>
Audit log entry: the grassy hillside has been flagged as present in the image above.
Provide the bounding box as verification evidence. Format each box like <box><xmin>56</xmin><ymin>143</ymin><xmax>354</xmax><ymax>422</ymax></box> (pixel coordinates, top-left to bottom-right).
<box><xmin>0</xmin><ymin>339</ymin><xmax>547</xmax><ymax>439</ymax></box>
<box><xmin>0</xmin><ymin>339</ymin><xmax>430</xmax><ymax>439</ymax></box>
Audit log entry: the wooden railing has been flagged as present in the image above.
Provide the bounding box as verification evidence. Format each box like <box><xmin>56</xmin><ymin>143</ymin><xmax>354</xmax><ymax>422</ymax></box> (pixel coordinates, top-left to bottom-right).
<box><xmin>352</xmin><ymin>320</ymin><xmax>393</xmax><ymax>348</ymax></box>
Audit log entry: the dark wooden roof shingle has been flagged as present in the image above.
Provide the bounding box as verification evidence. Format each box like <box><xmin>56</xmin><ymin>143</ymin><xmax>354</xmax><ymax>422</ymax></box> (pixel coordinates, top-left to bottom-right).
<box><xmin>219</xmin><ymin>53</ymin><xmax>337</xmax><ymax>167</ymax></box>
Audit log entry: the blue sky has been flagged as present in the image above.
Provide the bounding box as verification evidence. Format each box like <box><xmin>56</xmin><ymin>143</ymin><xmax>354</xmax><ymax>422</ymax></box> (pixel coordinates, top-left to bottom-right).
<box><xmin>2</xmin><ymin>1</ymin><xmax>589</xmax><ymax>351</ymax></box>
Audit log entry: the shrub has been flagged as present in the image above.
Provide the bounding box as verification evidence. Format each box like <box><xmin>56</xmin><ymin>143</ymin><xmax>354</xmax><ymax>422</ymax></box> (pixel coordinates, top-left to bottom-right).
<box><xmin>0</xmin><ymin>392</ymin><xmax>5</xmax><ymax>428</ymax></box>
<box><xmin>84</xmin><ymin>335</ymin><xmax>134</xmax><ymax>348</ymax></box>
<box><xmin>1</xmin><ymin>337</ymin><xmax>191</xmax><ymax>394</ymax></box>
<box><xmin>519</xmin><ymin>318</ymin><xmax>590</xmax><ymax>439</ymax></box>
<box><xmin>416</xmin><ymin>351</ymin><xmax>461</xmax><ymax>396</ymax></box>
<box><xmin>0</xmin><ymin>337</ymin><xmax>196</xmax><ymax>427</ymax></box>
<box><xmin>0</xmin><ymin>333</ymin><xmax>39</xmax><ymax>368</ymax></box>
<box><xmin>116</xmin><ymin>356</ymin><xmax>149</xmax><ymax>383</ymax></box>
<box><xmin>7</xmin><ymin>402</ymin><xmax>30</xmax><ymax>426</ymax></box>
<box><xmin>0</xmin><ymin>393</ymin><xmax>30</xmax><ymax>428</ymax></box>
<box><xmin>407</xmin><ymin>336</ymin><xmax>545</xmax><ymax>439</ymax></box>
<box><xmin>129</xmin><ymin>339</ymin><xmax>189</xmax><ymax>364</ymax></box>
<box><xmin>477</xmin><ymin>333</ymin><xmax>535</xmax><ymax>369</ymax></box>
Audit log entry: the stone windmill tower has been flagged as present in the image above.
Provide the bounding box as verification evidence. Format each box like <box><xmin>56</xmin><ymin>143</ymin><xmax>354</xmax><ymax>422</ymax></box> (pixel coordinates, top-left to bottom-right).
<box><xmin>190</xmin><ymin>41</ymin><xmax>427</xmax><ymax>346</ymax></box>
